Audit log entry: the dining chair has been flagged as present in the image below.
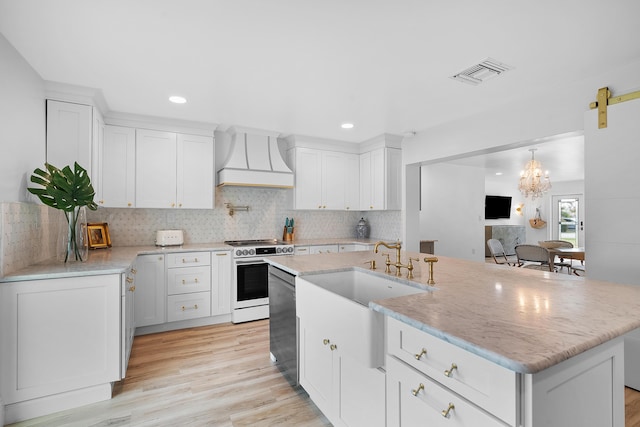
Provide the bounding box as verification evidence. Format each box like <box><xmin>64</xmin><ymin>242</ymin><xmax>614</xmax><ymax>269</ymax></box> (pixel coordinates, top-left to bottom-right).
<box><xmin>514</xmin><ymin>244</ymin><xmax>554</xmax><ymax>271</ymax></box>
<box><xmin>487</xmin><ymin>239</ymin><xmax>518</xmax><ymax>266</ymax></box>
<box><xmin>542</xmin><ymin>240</ymin><xmax>573</xmax><ymax>273</ymax></box>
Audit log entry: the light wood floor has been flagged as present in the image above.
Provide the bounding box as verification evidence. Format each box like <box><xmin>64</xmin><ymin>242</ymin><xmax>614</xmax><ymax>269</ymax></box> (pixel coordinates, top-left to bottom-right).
<box><xmin>8</xmin><ymin>320</ymin><xmax>330</xmax><ymax>427</ymax></box>
<box><xmin>7</xmin><ymin>319</ymin><xmax>640</xmax><ymax>426</ymax></box>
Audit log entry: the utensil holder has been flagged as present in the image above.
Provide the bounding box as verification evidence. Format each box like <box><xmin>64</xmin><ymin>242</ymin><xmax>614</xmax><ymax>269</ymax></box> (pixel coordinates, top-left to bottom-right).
<box><xmin>283</xmin><ymin>226</ymin><xmax>294</xmax><ymax>242</ymax></box>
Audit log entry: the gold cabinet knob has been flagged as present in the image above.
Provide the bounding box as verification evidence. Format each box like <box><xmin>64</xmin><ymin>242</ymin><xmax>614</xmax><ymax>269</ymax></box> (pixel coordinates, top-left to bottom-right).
<box><xmin>370</xmin><ymin>205</ymin><xmax>373</xmax><ymax>209</ymax></box>
<box><xmin>179</xmin><ymin>203</ymin><xmax>182</xmax><ymax>207</ymax></box>
<box><xmin>329</xmin><ymin>344</ymin><xmax>337</xmax><ymax>351</ymax></box>
<box><xmin>99</xmin><ymin>200</ymin><xmax>104</xmax><ymax>204</ymax></box>
<box><xmin>182</xmin><ymin>279</ymin><xmax>186</xmax><ymax>284</ymax></box>
<box><xmin>171</xmin><ymin>203</ymin><xmax>175</xmax><ymax>207</ymax></box>
<box><xmin>414</xmin><ymin>348</ymin><xmax>427</xmax><ymax>360</ymax></box>
<box><xmin>126</xmin><ymin>277</ymin><xmax>134</xmax><ymax>283</ymax></box>
<box><xmin>411</xmin><ymin>383</ymin><xmax>424</xmax><ymax>396</ymax></box>
<box><xmin>444</xmin><ymin>363</ymin><xmax>458</xmax><ymax>378</ymax></box>
<box><xmin>323</xmin><ymin>339</ymin><xmax>330</xmax><ymax>345</ymax></box>
<box><xmin>441</xmin><ymin>403</ymin><xmax>455</xmax><ymax>418</ymax></box>
<box><xmin>129</xmin><ymin>285</ymin><xmax>135</xmax><ymax>292</ymax></box>
<box><xmin>127</xmin><ymin>202</ymin><xmax>132</xmax><ymax>207</ymax></box>
<box><xmin>130</xmin><ymin>268</ymin><xmax>137</xmax><ymax>274</ymax></box>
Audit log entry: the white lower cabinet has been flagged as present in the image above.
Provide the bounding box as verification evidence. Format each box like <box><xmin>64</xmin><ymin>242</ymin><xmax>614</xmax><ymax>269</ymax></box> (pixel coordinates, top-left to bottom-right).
<box><xmin>385</xmin><ymin>316</ymin><xmax>625</xmax><ymax>427</ymax></box>
<box><xmin>166</xmin><ymin>252</ymin><xmax>211</xmax><ymax>321</ymax></box>
<box><xmin>135</xmin><ymin>254</ymin><xmax>166</xmax><ymax>327</ymax></box>
<box><xmin>211</xmin><ymin>250</ymin><xmax>232</xmax><ymax>315</ymax></box>
<box><xmin>338</xmin><ymin>243</ymin><xmax>374</xmax><ymax>252</ymax></box>
<box><xmin>0</xmin><ymin>275</ymin><xmax>121</xmax><ymax>424</ymax></box>
<box><xmin>299</xmin><ymin>320</ymin><xmax>385</xmax><ymax>427</ymax></box>
<box><xmin>294</xmin><ymin>246</ymin><xmax>310</xmax><ymax>255</ymax></box>
<box><xmin>122</xmin><ymin>267</ymin><xmax>136</xmax><ymax>378</ymax></box>
<box><xmin>167</xmin><ymin>291</ymin><xmax>212</xmax><ymax>322</ymax></box>
<box><xmin>386</xmin><ymin>356</ymin><xmax>505</xmax><ymax>427</ymax></box>
<box><xmin>309</xmin><ymin>244</ymin><xmax>339</xmax><ymax>254</ymax></box>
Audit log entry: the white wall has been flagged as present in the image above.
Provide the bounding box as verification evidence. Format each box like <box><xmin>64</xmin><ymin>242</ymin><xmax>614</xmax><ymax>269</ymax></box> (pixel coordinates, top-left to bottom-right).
<box><xmin>0</xmin><ymin>32</ymin><xmax>46</xmax><ymax>203</ymax></box>
<box><xmin>403</xmin><ymin>58</ymin><xmax>640</xmax><ymax>249</ymax></box>
<box><xmin>420</xmin><ymin>163</ymin><xmax>485</xmax><ymax>261</ymax></box>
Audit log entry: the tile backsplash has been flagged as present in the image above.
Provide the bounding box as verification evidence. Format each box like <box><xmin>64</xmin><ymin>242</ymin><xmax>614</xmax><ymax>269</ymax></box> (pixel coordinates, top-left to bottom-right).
<box><xmin>1</xmin><ymin>187</ymin><xmax>401</xmax><ymax>275</ymax></box>
<box><xmin>1</xmin><ymin>202</ymin><xmax>58</xmax><ymax>276</ymax></box>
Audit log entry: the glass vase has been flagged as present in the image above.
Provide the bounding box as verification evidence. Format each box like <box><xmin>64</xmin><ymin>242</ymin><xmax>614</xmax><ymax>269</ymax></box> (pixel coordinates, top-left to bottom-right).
<box><xmin>57</xmin><ymin>206</ymin><xmax>88</xmax><ymax>262</ymax></box>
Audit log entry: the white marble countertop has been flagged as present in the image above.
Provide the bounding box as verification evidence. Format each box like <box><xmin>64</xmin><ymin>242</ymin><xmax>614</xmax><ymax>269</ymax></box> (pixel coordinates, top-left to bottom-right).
<box><xmin>291</xmin><ymin>237</ymin><xmax>383</xmax><ymax>246</ymax></box>
<box><xmin>0</xmin><ymin>243</ymin><xmax>233</xmax><ymax>282</ymax></box>
<box><xmin>266</xmin><ymin>250</ymin><xmax>640</xmax><ymax>374</ymax></box>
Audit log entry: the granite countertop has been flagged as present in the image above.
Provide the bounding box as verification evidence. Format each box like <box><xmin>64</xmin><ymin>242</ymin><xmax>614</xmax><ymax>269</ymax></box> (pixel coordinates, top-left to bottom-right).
<box><xmin>266</xmin><ymin>250</ymin><xmax>640</xmax><ymax>374</ymax></box>
<box><xmin>0</xmin><ymin>243</ymin><xmax>233</xmax><ymax>282</ymax></box>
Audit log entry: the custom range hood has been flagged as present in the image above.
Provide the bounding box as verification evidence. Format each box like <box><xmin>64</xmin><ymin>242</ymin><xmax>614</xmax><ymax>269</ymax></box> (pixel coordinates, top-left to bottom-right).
<box><xmin>216</xmin><ymin>126</ymin><xmax>294</xmax><ymax>188</ymax></box>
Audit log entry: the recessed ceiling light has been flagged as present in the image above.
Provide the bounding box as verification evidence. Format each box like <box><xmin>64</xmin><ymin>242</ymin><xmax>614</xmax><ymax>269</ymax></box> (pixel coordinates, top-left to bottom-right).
<box><xmin>169</xmin><ymin>96</ymin><xmax>187</xmax><ymax>104</ymax></box>
<box><xmin>495</xmin><ymin>172</ymin><xmax>503</xmax><ymax>176</ymax></box>
<box><xmin>341</xmin><ymin>122</ymin><xmax>354</xmax><ymax>129</ymax></box>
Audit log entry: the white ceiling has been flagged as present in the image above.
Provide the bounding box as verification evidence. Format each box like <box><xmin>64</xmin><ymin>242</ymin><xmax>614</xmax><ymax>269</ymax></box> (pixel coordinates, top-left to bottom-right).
<box><xmin>0</xmin><ymin>1</ymin><xmax>637</xmax><ymax>180</ymax></box>
<box><xmin>445</xmin><ymin>133</ymin><xmax>585</xmax><ymax>182</ymax></box>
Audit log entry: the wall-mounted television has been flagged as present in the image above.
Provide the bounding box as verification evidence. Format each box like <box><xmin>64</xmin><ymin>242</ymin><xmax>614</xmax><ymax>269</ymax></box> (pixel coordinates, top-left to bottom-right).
<box><xmin>485</xmin><ymin>195</ymin><xmax>512</xmax><ymax>219</ymax></box>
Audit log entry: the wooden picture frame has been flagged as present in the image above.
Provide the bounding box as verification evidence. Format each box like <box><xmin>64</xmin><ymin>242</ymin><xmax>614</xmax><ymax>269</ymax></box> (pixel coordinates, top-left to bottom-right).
<box><xmin>87</xmin><ymin>223</ymin><xmax>112</xmax><ymax>249</ymax></box>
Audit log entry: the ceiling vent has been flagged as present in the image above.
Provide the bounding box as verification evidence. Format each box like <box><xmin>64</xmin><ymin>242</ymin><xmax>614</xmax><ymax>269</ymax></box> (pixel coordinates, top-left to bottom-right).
<box><xmin>451</xmin><ymin>58</ymin><xmax>513</xmax><ymax>86</ymax></box>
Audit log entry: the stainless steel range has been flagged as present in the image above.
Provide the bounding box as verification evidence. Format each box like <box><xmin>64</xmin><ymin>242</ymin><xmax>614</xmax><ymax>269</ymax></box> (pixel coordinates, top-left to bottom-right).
<box><xmin>225</xmin><ymin>239</ymin><xmax>294</xmax><ymax>323</ymax></box>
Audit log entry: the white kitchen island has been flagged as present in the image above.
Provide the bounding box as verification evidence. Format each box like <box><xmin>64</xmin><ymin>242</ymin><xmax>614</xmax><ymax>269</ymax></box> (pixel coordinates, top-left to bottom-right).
<box><xmin>267</xmin><ymin>250</ymin><xmax>640</xmax><ymax>427</ymax></box>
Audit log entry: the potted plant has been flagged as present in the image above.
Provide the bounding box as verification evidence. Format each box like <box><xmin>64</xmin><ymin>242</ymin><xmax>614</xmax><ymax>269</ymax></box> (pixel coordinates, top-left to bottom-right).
<box><xmin>28</xmin><ymin>162</ymin><xmax>98</xmax><ymax>262</ymax></box>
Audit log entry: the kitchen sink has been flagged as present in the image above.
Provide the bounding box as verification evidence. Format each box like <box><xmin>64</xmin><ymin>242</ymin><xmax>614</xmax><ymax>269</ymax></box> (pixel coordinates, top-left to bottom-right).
<box><xmin>300</xmin><ymin>269</ymin><xmax>427</xmax><ymax>306</ymax></box>
<box><xmin>296</xmin><ymin>269</ymin><xmax>429</xmax><ymax>368</ymax></box>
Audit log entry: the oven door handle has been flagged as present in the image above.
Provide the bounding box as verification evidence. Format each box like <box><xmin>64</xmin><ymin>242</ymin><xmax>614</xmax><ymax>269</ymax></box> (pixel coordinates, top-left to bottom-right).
<box><xmin>235</xmin><ymin>259</ymin><xmax>267</xmax><ymax>265</ymax></box>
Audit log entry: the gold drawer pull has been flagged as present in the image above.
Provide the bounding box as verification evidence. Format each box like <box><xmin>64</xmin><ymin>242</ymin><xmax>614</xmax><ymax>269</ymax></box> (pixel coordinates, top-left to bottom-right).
<box><xmin>329</xmin><ymin>344</ymin><xmax>337</xmax><ymax>351</ymax></box>
<box><xmin>441</xmin><ymin>403</ymin><xmax>455</xmax><ymax>418</ymax></box>
<box><xmin>411</xmin><ymin>383</ymin><xmax>424</xmax><ymax>396</ymax></box>
<box><xmin>126</xmin><ymin>277</ymin><xmax>134</xmax><ymax>283</ymax></box>
<box><xmin>414</xmin><ymin>348</ymin><xmax>427</xmax><ymax>360</ymax></box>
<box><xmin>181</xmin><ymin>304</ymin><xmax>198</xmax><ymax>311</ymax></box>
<box><xmin>195</xmin><ymin>278</ymin><xmax>198</xmax><ymax>283</ymax></box>
<box><xmin>444</xmin><ymin>363</ymin><xmax>458</xmax><ymax>378</ymax></box>
<box><xmin>182</xmin><ymin>258</ymin><xmax>199</xmax><ymax>263</ymax></box>
<box><xmin>130</xmin><ymin>268</ymin><xmax>137</xmax><ymax>274</ymax></box>
<box><xmin>182</xmin><ymin>279</ymin><xmax>186</xmax><ymax>284</ymax></box>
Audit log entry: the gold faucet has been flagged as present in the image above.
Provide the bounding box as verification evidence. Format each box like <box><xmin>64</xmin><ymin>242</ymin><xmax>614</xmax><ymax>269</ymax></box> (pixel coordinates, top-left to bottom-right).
<box><xmin>423</xmin><ymin>256</ymin><xmax>438</xmax><ymax>285</ymax></box>
<box><xmin>374</xmin><ymin>240</ymin><xmax>411</xmax><ymax>277</ymax></box>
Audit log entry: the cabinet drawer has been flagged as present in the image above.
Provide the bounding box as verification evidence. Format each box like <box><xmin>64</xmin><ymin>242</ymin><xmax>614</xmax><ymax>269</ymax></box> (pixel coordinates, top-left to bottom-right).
<box><xmin>387</xmin><ymin>317</ymin><xmax>516</xmax><ymax>426</ymax></box>
<box><xmin>309</xmin><ymin>244</ymin><xmax>338</xmax><ymax>254</ymax></box>
<box><xmin>167</xmin><ymin>266</ymin><xmax>211</xmax><ymax>295</ymax></box>
<box><xmin>167</xmin><ymin>292</ymin><xmax>211</xmax><ymax>322</ymax></box>
<box><xmin>386</xmin><ymin>356</ymin><xmax>508</xmax><ymax>427</ymax></box>
<box><xmin>166</xmin><ymin>252</ymin><xmax>211</xmax><ymax>268</ymax></box>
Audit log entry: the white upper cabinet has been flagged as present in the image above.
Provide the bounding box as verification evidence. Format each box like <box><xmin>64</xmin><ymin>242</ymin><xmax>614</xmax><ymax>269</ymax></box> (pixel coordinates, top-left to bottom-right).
<box><xmin>291</xmin><ymin>147</ymin><xmax>359</xmax><ymax>210</ymax></box>
<box><xmin>177</xmin><ymin>133</ymin><xmax>214</xmax><ymax>209</ymax></box>
<box><xmin>46</xmin><ymin>99</ymin><xmax>93</xmax><ymax>173</ymax></box>
<box><xmin>99</xmin><ymin>125</ymin><xmax>135</xmax><ymax>208</ymax></box>
<box><xmin>360</xmin><ymin>147</ymin><xmax>401</xmax><ymax>210</ymax></box>
<box><xmin>135</xmin><ymin>129</ymin><xmax>213</xmax><ymax>209</ymax></box>
<box><xmin>136</xmin><ymin>129</ymin><xmax>178</xmax><ymax>208</ymax></box>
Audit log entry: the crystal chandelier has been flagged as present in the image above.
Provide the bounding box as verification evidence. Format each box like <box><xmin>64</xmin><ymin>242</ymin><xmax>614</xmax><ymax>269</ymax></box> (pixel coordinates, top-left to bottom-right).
<box><xmin>518</xmin><ymin>148</ymin><xmax>551</xmax><ymax>199</ymax></box>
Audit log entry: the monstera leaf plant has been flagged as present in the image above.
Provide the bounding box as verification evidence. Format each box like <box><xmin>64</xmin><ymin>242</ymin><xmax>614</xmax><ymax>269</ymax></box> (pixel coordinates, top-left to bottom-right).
<box><xmin>28</xmin><ymin>162</ymin><xmax>98</xmax><ymax>262</ymax></box>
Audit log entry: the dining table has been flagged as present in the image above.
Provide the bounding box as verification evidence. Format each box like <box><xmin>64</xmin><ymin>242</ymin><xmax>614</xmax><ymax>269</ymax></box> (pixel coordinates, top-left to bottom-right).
<box><xmin>548</xmin><ymin>246</ymin><xmax>585</xmax><ymax>273</ymax></box>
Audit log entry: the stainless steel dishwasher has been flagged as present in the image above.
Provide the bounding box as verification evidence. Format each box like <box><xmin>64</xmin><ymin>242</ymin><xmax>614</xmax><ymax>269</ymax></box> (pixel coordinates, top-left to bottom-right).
<box><xmin>268</xmin><ymin>265</ymin><xmax>298</xmax><ymax>387</ymax></box>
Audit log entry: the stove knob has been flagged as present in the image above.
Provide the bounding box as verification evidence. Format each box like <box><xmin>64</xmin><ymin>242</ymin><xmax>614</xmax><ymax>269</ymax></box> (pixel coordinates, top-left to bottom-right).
<box><xmin>236</xmin><ymin>249</ymin><xmax>242</xmax><ymax>257</ymax></box>
<box><xmin>276</xmin><ymin>247</ymin><xmax>282</xmax><ymax>254</ymax></box>
<box><xmin>287</xmin><ymin>246</ymin><xmax>294</xmax><ymax>253</ymax></box>
<box><xmin>242</xmin><ymin>249</ymin><xmax>249</xmax><ymax>256</ymax></box>
<box><xmin>249</xmin><ymin>249</ymin><xmax>255</xmax><ymax>256</ymax></box>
